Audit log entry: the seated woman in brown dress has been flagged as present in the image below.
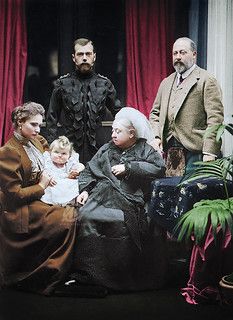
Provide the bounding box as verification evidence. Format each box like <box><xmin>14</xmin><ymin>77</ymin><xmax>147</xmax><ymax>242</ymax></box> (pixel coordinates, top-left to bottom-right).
<box><xmin>0</xmin><ymin>102</ymin><xmax>79</xmax><ymax>295</ymax></box>
<box><xmin>63</xmin><ymin>107</ymin><xmax>168</xmax><ymax>294</ymax></box>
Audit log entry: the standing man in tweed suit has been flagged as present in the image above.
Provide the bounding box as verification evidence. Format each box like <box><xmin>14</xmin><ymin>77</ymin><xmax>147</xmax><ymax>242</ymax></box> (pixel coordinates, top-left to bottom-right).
<box><xmin>149</xmin><ymin>37</ymin><xmax>224</xmax><ymax>176</ymax></box>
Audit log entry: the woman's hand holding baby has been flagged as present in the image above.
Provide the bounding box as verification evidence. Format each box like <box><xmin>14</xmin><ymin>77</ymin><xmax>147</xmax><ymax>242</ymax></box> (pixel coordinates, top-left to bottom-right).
<box><xmin>39</xmin><ymin>171</ymin><xmax>57</xmax><ymax>189</ymax></box>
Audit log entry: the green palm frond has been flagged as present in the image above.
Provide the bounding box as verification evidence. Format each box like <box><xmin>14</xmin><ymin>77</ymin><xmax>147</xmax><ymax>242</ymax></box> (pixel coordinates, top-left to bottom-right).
<box><xmin>216</xmin><ymin>126</ymin><xmax>226</xmax><ymax>141</ymax></box>
<box><xmin>174</xmin><ymin>198</ymin><xmax>233</xmax><ymax>244</ymax></box>
<box><xmin>225</xmin><ymin>123</ymin><xmax>233</xmax><ymax>135</ymax></box>
<box><xmin>175</xmin><ymin>121</ymin><xmax>233</xmax><ymax>244</ymax></box>
<box><xmin>180</xmin><ymin>158</ymin><xmax>232</xmax><ymax>184</ymax></box>
<box><xmin>183</xmin><ymin>121</ymin><xmax>233</xmax><ymax>183</ymax></box>
<box><xmin>204</xmin><ymin>123</ymin><xmax>233</xmax><ymax>141</ymax></box>
<box><xmin>204</xmin><ymin>124</ymin><xmax>224</xmax><ymax>142</ymax></box>
<box><xmin>179</xmin><ymin>157</ymin><xmax>233</xmax><ymax>206</ymax></box>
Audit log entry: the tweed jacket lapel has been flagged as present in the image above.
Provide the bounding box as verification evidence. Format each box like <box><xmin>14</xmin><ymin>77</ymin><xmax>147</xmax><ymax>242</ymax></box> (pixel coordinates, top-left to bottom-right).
<box><xmin>173</xmin><ymin>66</ymin><xmax>200</xmax><ymax>119</ymax></box>
<box><xmin>161</xmin><ymin>73</ymin><xmax>176</xmax><ymax>124</ymax></box>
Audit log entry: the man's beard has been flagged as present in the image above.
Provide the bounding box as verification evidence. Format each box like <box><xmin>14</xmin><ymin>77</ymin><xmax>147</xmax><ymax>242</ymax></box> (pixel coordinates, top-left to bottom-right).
<box><xmin>173</xmin><ymin>62</ymin><xmax>186</xmax><ymax>74</ymax></box>
<box><xmin>78</xmin><ymin>63</ymin><xmax>93</xmax><ymax>74</ymax></box>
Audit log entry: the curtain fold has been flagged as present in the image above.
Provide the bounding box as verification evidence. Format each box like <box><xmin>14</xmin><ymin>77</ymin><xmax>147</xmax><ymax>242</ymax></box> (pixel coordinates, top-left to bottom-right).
<box><xmin>207</xmin><ymin>0</ymin><xmax>233</xmax><ymax>157</ymax></box>
<box><xmin>0</xmin><ymin>0</ymin><xmax>27</xmax><ymax>146</ymax></box>
<box><xmin>188</xmin><ymin>0</ymin><xmax>208</xmax><ymax>69</ymax></box>
<box><xmin>125</xmin><ymin>0</ymin><xmax>176</xmax><ymax>117</ymax></box>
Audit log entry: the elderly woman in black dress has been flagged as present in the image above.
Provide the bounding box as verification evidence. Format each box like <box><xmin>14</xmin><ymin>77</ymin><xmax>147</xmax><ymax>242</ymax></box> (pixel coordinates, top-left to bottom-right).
<box><xmin>64</xmin><ymin>107</ymin><xmax>168</xmax><ymax>293</ymax></box>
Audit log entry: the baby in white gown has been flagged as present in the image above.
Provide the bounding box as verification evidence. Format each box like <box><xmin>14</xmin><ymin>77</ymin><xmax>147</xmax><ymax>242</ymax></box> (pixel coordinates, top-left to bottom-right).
<box><xmin>41</xmin><ymin>136</ymin><xmax>85</xmax><ymax>206</ymax></box>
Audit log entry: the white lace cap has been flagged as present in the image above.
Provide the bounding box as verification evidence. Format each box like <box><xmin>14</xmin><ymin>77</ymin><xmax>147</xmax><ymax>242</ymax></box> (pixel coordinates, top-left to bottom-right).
<box><xmin>114</xmin><ymin>107</ymin><xmax>154</xmax><ymax>142</ymax></box>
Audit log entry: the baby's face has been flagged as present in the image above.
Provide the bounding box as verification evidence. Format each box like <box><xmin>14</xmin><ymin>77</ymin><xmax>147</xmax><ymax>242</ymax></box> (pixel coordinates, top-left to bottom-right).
<box><xmin>50</xmin><ymin>146</ymin><xmax>70</xmax><ymax>165</ymax></box>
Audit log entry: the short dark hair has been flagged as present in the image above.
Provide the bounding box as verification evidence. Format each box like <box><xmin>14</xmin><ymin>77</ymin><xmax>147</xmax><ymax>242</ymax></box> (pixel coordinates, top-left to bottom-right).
<box><xmin>11</xmin><ymin>102</ymin><xmax>45</xmax><ymax>128</ymax></box>
<box><xmin>73</xmin><ymin>38</ymin><xmax>95</xmax><ymax>53</ymax></box>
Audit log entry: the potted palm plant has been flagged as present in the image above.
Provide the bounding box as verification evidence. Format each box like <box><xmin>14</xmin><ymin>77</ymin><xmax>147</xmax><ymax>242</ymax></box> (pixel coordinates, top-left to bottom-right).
<box><xmin>175</xmin><ymin>121</ymin><xmax>233</xmax><ymax>243</ymax></box>
<box><xmin>173</xmin><ymin>120</ymin><xmax>233</xmax><ymax>304</ymax></box>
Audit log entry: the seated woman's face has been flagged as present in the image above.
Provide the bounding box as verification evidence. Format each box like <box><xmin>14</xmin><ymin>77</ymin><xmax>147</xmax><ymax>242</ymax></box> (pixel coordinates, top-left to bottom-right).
<box><xmin>112</xmin><ymin>121</ymin><xmax>135</xmax><ymax>149</ymax></box>
<box><xmin>19</xmin><ymin>115</ymin><xmax>43</xmax><ymax>140</ymax></box>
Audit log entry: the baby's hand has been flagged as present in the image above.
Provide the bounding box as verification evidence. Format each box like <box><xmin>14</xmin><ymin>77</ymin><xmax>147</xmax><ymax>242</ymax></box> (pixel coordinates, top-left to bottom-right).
<box><xmin>111</xmin><ymin>164</ymin><xmax>126</xmax><ymax>176</ymax></box>
<box><xmin>68</xmin><ymin>170</ymin><xmax>80</xmax><ymax>179</ymax></box>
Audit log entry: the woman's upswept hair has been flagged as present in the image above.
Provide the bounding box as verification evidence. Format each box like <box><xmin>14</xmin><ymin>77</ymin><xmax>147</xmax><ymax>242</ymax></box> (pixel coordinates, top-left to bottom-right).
<box><xmin>11</xmin><ymin>102</ymin><xmax>45</xmax><ymax>128</ymax></box>
<box><xmin>49</xmin><ymin>136</ymin><xmax>73</xmax><ymax>155</ymax></box>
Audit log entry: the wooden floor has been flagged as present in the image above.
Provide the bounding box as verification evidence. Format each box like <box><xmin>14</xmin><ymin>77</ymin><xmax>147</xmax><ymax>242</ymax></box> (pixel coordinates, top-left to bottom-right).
<box><xmin>0</xmin><ymin>241</ymin><xmax>232</xmax><ymax>320</ymax></box>
<box><xmin>0</xmin><ymin>284</ymin><xmax>232</xmax><ymax>320</ymax></box>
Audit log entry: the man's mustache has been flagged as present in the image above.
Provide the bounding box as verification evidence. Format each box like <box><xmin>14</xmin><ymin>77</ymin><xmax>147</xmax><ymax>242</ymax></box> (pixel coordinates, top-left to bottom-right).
<box><xmin>174</xmin><ymin>61</ymin><xmax>184</xmax><ymax>66</ymax></box>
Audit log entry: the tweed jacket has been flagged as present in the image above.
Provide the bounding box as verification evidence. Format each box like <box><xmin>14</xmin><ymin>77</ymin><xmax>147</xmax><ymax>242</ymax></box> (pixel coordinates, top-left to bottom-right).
<box><xmin>149</xmin><ymin>66</ymin><xmax>224</xmax><ymax>155</ymax></box>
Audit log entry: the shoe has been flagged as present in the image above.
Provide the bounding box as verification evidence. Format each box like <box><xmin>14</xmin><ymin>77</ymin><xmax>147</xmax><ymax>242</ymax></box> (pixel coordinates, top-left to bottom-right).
<box><xmin>219</xmin><ymin>275</ymin><xmax>233</xmax><ymax>305</ymax></box>
<box><xmin>219</xmin><ymin>274</ymin><xmax>233</xmax><ymax>287</ymax></box>
<box><xmin>53</xmin><ymin>280</ymin><xmax>108</xmax><ymax>298</ymax></box>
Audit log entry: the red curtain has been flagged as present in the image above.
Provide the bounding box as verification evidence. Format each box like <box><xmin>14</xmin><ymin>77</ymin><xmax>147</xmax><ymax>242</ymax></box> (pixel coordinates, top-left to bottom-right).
<box><xmin>125</xmin><ymin>0</ymin><xmax>175</xmax><ymax>117</ymax></box>
<box><xmin>0</xmin><ymin>0</ymin><xmax>27</xmax><ymax>146</ymax></box>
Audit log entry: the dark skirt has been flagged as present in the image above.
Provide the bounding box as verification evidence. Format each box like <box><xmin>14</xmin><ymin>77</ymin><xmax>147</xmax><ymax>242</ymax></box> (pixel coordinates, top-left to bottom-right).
<box><xmin>72</xmin><ymin>199</ymin><xmax>168</xmax><ymax>292</ymax></box>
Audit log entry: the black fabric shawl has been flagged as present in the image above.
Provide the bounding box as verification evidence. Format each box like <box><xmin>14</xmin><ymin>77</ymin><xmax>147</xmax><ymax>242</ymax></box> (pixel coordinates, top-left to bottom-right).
<box><xmin>78</xmin><ymin>139</ymin><xmax>165</xmax><ymax>248</ymax></box>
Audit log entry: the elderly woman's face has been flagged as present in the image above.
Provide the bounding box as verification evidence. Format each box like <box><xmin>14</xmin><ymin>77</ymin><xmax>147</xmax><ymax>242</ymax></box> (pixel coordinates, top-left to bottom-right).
<box><xmin>18</xmin><ymin>114</ymin><xmax>43</xmax><ymax>139</ymax></box>
<box><xmin>112</xmin><ymin>122</ymin><xmax>135</xmax><ymax>149</ymax></box>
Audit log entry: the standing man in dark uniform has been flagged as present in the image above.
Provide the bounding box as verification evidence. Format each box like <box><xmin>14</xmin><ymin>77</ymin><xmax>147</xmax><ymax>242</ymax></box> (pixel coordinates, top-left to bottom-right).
<box><xmin>46</xmin><ymin>38</ymin><xmax>122</xmax><ymax>164</ymax></box>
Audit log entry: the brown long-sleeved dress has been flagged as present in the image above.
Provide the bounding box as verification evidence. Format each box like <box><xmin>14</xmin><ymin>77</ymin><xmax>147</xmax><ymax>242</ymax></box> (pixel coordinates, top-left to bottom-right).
<box><xmin>0</xmin><ymin>135</ymin><xmax>78</xmax><ymax>295</ymax></box>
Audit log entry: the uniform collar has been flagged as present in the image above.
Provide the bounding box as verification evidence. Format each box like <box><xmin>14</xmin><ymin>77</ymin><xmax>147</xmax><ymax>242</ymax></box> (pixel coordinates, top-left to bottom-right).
<box><xmin>74</xmin><ymin>69</ymin><xmax>95</xmax><ymax>79</ymax></box>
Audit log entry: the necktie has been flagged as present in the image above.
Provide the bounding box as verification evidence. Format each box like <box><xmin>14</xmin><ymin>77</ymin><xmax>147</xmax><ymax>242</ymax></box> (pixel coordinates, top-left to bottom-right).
<box><xmin>178</xmin><ymin>74</ymin><xmax>184</xmax><ymax>86</ymax></box>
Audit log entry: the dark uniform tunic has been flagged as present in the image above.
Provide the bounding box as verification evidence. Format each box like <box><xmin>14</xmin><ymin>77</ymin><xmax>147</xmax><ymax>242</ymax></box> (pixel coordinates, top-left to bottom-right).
<box><xmin>46</xmin><ymin>70</ymin><xmax>122</xmax><ymax>164</ymax></box>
